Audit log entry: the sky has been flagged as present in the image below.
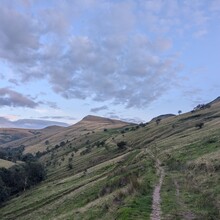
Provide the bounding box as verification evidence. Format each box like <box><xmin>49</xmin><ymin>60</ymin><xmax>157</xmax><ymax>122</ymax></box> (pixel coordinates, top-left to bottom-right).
<box><xmin>0</xmin><ymin>0</ymin><xmax>220</xmax><ymax>128</ymax></box>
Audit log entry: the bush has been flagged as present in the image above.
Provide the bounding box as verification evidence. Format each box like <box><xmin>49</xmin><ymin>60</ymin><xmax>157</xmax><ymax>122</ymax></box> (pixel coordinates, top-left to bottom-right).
<box><xmin>156</xmin><ymin>118</ymin><xmax>161</xmax><ymax>125</ymax></box>
<box><xmin>67</xmin><ymin>163</ymin><xmax>73</xmax><ymax>170</ymax></box>
<box><xmin>80</xmin><ymin>148</ymin><xmax>91</xmax><ymax>156</ymax></box>
<box><xmin>0</xmin><ymin>162</ymin><xmax>46</xmax><ymax>205</ymax></box>
<box><xmin>117</xmin><ymin>141</ymin><xmax>127</xmax><ymax>150</ymax></box>
<box><xmin>60</xmin><ymin>141</ymin><xmax>66</xmax><ymax>147</ymax></box>
<box><xmin>195</xmin><ymin>122</ymin><xmax>204</xmax><ymax>129</ymax></box>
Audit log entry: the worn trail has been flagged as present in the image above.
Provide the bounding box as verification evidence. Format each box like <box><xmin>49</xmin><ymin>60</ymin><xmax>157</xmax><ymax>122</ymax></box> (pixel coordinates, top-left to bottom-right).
<box><xmin>150</xmin><ymin>159</ymin><xmax>164</xmax><ymax>220</ymax></box>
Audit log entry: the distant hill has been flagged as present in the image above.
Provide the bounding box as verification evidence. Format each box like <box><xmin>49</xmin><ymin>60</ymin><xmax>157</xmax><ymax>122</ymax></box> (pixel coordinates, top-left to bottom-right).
<box><xmin>0</xmin><ymin>118</ymin><xmax>69</xmax><ymax>129</ymax></box>
<box><xmin>0</xmin><ymin>125</ymin><xmax>66</xmax><ymax>146</ymax></box>
<box><xmin>0</xmin><ymin>128</ymin><xmax>34</xmax><ymax>145</ymax></box>
<box><xmin>0</xmin><ymin>115</ymin><xmax>131</xmax><ymax>155</ymax></box>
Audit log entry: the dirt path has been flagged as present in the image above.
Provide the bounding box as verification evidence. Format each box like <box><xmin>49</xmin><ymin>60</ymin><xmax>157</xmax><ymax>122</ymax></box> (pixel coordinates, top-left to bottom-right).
<box><xmin>150</xmin><ymin>159</ymin><xmax>165</xmax><ymax>220</ymax></box>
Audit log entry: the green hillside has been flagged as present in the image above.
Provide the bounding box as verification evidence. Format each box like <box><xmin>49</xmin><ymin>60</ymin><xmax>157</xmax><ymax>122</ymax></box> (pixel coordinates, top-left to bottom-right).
<box><xmin>0</xmin><ymin>102</ymin><xmax>220</xmax><ymax>220</ymax></box>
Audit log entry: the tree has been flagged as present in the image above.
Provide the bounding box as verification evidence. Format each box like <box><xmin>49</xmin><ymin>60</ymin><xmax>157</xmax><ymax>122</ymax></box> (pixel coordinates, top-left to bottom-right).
<box><xmin>195</xmin><ymin>122</ymin><xmax>204</xmax><ymax>129</ymax></box>
<box><xmin>139</xmin><ymin>123</ymin><xmax>145</xmax><ymax>127</ymax></box>
<box><xmin>67</xmin><ymin>163</ymin><xmax>73</xmax><ymax>170</ymax></box>
<box><xmin>0</xmin><ymin>177</ymin><xmax>10</xmax><ymax>203</ymax></box>
<box><xmin>22</xmin><ymin>153</ymin><xmax>35</xmax><ymax>162</ymax></box>
<box><xmin>60</xmin><ymin>141</ymin><xmax>66</xmax><ymax>147</ymax></box>
<box><xmin>156</xmin><ymin>118</ymin><xmax>161</xmax><ymax>125</ymax></box>
<box><xmin>117</xmin><ymin>141</ymin><xmax>127</xmax><ymax>150</ymax></box>
<box><xmin>178</xmin><ymin>110</ymin><xmax>182</xmax><ymax>115</ymax></box>
<box><xmin>23</xmin><ymin>162</ymin><xmax>46</xmax><ymax>186</ymax></box>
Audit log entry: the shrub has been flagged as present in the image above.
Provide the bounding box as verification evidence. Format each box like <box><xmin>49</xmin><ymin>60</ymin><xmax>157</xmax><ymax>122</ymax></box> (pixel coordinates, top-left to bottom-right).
<box><xmin>80</xmin><ymin>148</ymin><xmax>91</xmax><ymax>156</ymax></box>
<box><xmin>68</xmin><ymin>163</ymin><xmax>73</xmax><ymax>170</ymax></box>
<box><xmin>117</xmin><ymin>141</ymin><xmax>127</xmax><ymax>150</ymax></box>
<box><xmin>156</xmin><ymin>118</ymin><xmax>161</xmax><ymax>125</ymax></box>
<box><xmin>195</xmin><ymin>122</ymin><xmax>204</xmax><ymax>129</ymax></box>
<box><xmin>60</xmin><ymin>141</ymin><xmax>66</xmax><ymax>147</ymax></box>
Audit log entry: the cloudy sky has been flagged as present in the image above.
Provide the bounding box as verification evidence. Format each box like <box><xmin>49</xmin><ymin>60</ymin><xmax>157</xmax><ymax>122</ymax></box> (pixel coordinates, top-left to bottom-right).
<box><xmin>0</xmin><ymin>0</ymin><xmax>220</xmax><ymax>128</ymax></box>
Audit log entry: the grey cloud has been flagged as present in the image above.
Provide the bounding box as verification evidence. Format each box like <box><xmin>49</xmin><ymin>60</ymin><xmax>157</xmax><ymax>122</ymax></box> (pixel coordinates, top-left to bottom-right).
<box><xmin>37</xmin><ymin>100</ymin><xmax>59</xmax><ymax>109</ymax></box>
<box><xmin>0</xmin><ymin>73</ymin><xmax>5</xmax><ymax>79</ymax></box>
<box><xmin>14</xmin><ymin>119</ymin><xmax>69</xmax><ymax>129</ymax></box>
<box><xmin>0</xmin><ymin>117</ymin><xmax>14</xmax><ymax>127</ymax></box>
<box><xmin>39</xmin><ymin>116</ymin><xmax>76</xmax><ymax>120</ymax></box>
<box><xmin>0</xmin><ymin>6</ymin><xmax>40</xmax><ymax>63</ymax></box>
<box><xmin>8</xmin><ymin>78</ymin><xmax>19</xmax><ymax>86</ymax></box>
<box><xmin>44</xmin><ymin>101</ymin><xmax>59</xmax><ymax>109</ymax></box>
<box><xmin>120</xmin><ymin>117</ymin><xmax>143</xmax><ymax>124</ymax></box>
<box><xmin>108</xmin><ymin>114</ymin><xmax>119</xmax><ymax>119</ymax></box>
<box><xmin>107</xmin><ymin>114</ymin><xmax>142</xmax><ymax>124</ymax></box>
<box><xmin>46</xmin><ymin>34</ymin><xmax>179</xmax><ymax>108</ymax></box>
<box><xmin>90</xmin><ymin>105</ymin><xmax>108</xmax><ymax>113</ymax></box>
<box><xmin>0</xmin><ymin>117</ymin><xmax>69</xmax><ymax>129</ymax></box>
<box><xmin>0</xmin><ymin>1</ymin><xmax>218</xmax><ymax>109</ymax></box>
<box><xmin>0</xmin><ymin>88</ymin><xmax>38</xmax><ymax>108</ymax></box>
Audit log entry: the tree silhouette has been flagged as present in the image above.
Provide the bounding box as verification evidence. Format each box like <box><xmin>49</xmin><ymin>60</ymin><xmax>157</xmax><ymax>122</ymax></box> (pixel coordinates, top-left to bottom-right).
<box><xmin>156</xmin><ymin>118</ymin><xmax>161</xmax><ymax>125</ymax></box>
<box><xmin>195</xmin><ymin>122</ymin><xmax>204</xmax><ymax>129</ymax></box>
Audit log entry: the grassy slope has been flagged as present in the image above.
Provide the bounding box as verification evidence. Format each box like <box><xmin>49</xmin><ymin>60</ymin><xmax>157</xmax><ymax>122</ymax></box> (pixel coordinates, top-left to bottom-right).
<box><xmin>0</xmin><ymin>158</ymin><xmax>16</xmax><ymax>168</ymax></box>
<box><xmin>0</xmin><ymin>128</ymin><xmax>35</xmax><ymax>145</ymax></box>
<box><xmin>0</xmin><ymin>104</ymin><xmax>220</xmax><ymax>219</ymax></box>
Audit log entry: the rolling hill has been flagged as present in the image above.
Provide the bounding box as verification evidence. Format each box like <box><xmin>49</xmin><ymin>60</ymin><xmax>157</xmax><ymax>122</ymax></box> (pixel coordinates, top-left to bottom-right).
<box><xmin>0</xmin><ymin>128</ymin><xmax>34</xmax><ymax>145</ymax></box>
<box><xmin>0</xmin><ymin>115</ymin><xmax>130</xmax><ymax>154</ymax></box>
<box><xmin>0</xmin><ymin>101</ymin><xmax>220</xmax><ymax>220</ymax></box>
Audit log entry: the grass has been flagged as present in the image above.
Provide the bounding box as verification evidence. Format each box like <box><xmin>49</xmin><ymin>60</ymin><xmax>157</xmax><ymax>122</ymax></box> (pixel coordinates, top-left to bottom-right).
<box><xmin>0</xmin><ymin>158</ymin><xmax>15</xmax><ymax>168</ymax></box>
<box><xmin>116</xmin><ymin>160</ymin><xmax>156</xmax><ymax>220</ymax></box>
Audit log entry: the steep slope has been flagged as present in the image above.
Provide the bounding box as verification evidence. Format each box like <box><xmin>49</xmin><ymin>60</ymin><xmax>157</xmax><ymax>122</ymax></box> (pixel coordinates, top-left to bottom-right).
<box><xmin>0</xmin><ymin>102</ymin><xmax>219</xmax><ymax>219</ymax></box>
<box><xmin>209</xmin><ymin>96</ymin><xmax>220</xmax><ymax>105</ymax></box>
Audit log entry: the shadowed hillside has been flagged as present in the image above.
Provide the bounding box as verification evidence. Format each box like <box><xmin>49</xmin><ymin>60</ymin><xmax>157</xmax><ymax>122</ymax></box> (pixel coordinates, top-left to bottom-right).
<box><xmin>0</xmin><ymin>128</ymin><xmax>35</xmax><ymax>145</ymax></box>
<box><xmin>0</xmin><ymin>101</ymin><xmax>219</xmax><ymax>220</ymax></box>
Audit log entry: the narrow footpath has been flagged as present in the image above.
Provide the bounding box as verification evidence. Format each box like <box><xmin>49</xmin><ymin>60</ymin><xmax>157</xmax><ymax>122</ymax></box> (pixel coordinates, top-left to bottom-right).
<box><xmin>150</xmin><ymin>159</ymin><xmax>165</xmax><ymax>220</ymax></box>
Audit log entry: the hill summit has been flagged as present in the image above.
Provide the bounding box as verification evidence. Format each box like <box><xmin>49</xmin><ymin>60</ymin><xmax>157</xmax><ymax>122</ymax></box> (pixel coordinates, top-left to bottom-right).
<box><xmin>72</xmin><ymin>115</ymin><xmax>130</xmax><ymax>131</ymax></box>
<box><xmin>81</xmin><ymin>115</ymin><xmax>127</xmax><ymax>124</ymax></box>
